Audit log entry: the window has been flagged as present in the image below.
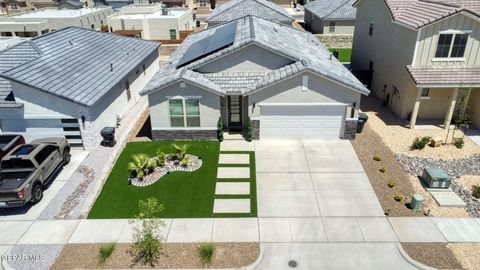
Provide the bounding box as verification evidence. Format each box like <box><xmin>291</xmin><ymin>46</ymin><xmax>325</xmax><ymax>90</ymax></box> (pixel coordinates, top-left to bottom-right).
<box><xmin>421</xmin><ymin>88</ymin><xmax>430</xmax><ymax>97</ymax></box>
<box><xmin>435</xmin><ymin>33</ymin><xmax>469</xmax><ymax>58</ymax></box>
<box><xmin>34</xmin><ymin>145</ymin><xmax>56</xmax><ymax>165</ymax></box>
<box><xmin>169</xmin><ymin>29</ymin><xmax>177</xmax><ymax>40</ymax></box>
<box><xmin>10</xmin><ymin>3</ymin><xmax>18</xmax><ymax>9</ymax></box>
<box><xmin>41</xmin><ymin>29</ymin><xmax>49</xmax><ymax>34</ymax></box>
<box><xmin>125</xmin><ymin>80</ymin><xmax>131</xmax><ymax>101</ymax></box>
<box><xmin>1</xmin><ymin>32</ymin><xmax>13</xmax><ymax>37</ymax></box>
<box><xmin>91</xmin><ymin>24</ymin><xmax>95</xmax><ymax>30</ymax></box>
<box><xmin>329</xmin><ymin>21</ymin><xmax>336</xmax><ymax>33</ymax></box>
<box><xmin>169</xmin><ymin>98</ymin><xmax>200</xmax><ymax>127</ymax></box>
<box><xmin>369</xmin><ymin>21</ymin><xmax>374</xmax><ymax>36</ymax></box>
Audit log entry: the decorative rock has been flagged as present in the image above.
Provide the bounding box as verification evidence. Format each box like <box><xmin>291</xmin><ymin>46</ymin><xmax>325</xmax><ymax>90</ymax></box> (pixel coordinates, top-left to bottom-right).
<box><xmin>129</xmin><ymin>154</ymin><xmax>202</xmax><ymax>187</ymax></box>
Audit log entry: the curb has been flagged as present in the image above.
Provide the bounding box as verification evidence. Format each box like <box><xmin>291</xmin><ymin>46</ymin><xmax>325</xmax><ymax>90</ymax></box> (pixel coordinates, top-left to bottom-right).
<box><xmin>396</xmin><ymin>243</ymin><xmax>436</xmax><ymax>270</ymax></box>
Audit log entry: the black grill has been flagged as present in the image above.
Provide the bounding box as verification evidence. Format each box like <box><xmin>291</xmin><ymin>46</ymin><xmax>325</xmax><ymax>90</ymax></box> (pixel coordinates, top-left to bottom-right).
<box><xmin>100</xmin><ymin>127</ymin><xmax>116</xmax><ymax>147</ymax></box>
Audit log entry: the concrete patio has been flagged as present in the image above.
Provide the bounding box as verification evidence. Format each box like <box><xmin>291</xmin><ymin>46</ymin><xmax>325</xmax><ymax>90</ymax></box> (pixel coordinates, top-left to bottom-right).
<box><xmin>255</xmin><ymin>139</ymin><xmax>385</xmax><ymax>217</ymax></box>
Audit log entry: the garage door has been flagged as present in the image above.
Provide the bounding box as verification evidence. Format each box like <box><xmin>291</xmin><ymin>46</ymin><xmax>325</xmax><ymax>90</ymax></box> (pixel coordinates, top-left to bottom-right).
<box><xmin>260</xmin><ymin>105</ymin><xmax>346</xmax><ymax>139</ymax></box>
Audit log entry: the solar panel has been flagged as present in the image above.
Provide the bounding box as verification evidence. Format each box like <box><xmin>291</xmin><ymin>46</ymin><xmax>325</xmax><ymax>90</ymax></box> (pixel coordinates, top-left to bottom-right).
<box><xmin>177</xmin><ymin>21</ymin><xmax>237</xmax><ymax>68</ymax></box>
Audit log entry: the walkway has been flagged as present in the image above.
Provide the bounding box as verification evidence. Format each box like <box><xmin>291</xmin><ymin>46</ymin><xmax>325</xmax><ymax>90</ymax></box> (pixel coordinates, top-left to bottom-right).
<box><xmin>1</xmin><ymin>217</ymin><xmax>480</xmax><ymax>246</ymax></box>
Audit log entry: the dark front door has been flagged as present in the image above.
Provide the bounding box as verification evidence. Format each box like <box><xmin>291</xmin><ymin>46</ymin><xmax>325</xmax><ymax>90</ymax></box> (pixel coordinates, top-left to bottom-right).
<box><xmin>227</xmin><ymin>95</ymin><xmax>242</xmax><ymax>129</ymax></box>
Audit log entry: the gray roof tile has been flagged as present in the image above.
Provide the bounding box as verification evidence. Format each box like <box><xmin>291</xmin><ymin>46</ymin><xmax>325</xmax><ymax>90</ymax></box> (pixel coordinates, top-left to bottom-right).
<box><xmin>206</xmin><ymin>0</ymin><xmax>294</xmax><ymax>25</ymax></box>
<box><xmin>0</xmin><ymin>27</ymin><xmax>159</xmax><ymax>107</ymax></box>
<box><xmin>406</xmin><ymin>65</ymin><xmax>480</xmax><ymax>87</ymax></box>
<box><xmin>305</xmin><ymin>0</ymin><xmax>356</xmax><ymax>20</ymax></box>
<box><xmin>142</xmin><ymin>16</ymin><xmax>369</xmax><ymax>96</ymax></box>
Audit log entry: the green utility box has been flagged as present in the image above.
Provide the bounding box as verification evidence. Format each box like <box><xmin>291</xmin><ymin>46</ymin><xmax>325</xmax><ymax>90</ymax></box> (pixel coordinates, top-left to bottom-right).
<box><xmin>411</xmin><ymin>194</ymin><xmax>424</xmax><ymax>211</ymax></box>
<box><xmin>422</xmin><ymin>168</ymin><xmax>451</xmax><ymax>189</ymax></box>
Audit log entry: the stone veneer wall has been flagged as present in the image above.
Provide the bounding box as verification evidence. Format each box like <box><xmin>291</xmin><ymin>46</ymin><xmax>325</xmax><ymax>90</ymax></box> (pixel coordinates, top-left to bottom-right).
<box><xmin>315</xmin><ymin>34</ymin><xmax>353</xmax><ymax>49</ymax></box>
<box><xmin>343</xmin><ymin>119</ymin><xmax>358</xmax><ymax>140</ymax></box>
<box><xmin>251</xmin><ymin>119</ymin><xmax>260</xmax><ymax>140</ymax></box>
<box><xmin>152</xmin><ymin>129</ymin><xmax>217</xmax><ymax>140</ymax></box>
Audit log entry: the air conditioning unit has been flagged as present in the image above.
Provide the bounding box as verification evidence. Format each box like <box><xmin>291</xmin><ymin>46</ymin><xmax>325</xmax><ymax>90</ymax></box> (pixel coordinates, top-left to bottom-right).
<box><xmin>422</xmin><ymin>167</ymin><xmax>451</xmax><ymax>189</ymax></box>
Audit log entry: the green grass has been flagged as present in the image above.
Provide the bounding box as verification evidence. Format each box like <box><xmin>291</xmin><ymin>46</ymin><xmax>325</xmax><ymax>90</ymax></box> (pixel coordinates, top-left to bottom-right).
<box><xmin>88</xmin><ymin>140</ymin><xmax>221</xmax><ymax>219</ymax></box>
<box><xmin>328</xmin><ymin>48</ymin><xmax>352</xmax><ymax>62</ymax></box>
<box><xmin>88</xmin><ymin>141</ymin><xmax>257</xmax><ymax>219</ymax></box>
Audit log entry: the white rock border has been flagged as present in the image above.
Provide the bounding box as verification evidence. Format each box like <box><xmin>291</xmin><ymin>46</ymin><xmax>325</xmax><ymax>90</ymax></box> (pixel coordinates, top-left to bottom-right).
<box><xmin>129</xmin><ymin>154</ymin><xmax>202</xmax><ymax>187</ymax></box>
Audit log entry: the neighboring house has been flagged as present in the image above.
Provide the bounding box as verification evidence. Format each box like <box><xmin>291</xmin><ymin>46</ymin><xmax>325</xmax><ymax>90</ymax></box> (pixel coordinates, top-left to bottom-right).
<box><xmin>0</xmin><ymin>0</ymin><xmax>34</xmax><ymax>14</ymax></box>
<box><xmin>57</xmin><ymin>0</ymin><xmax>83</xmax><ymax>9</ymax></box>
<box><xmin>205</xmin><ymin>0</ymin><xmax>295</xmax><ymax>26</ymax></box>
<box><xmin>0</xmin><ymin>7</ymin><xmax>114</xmax><ymax>37</ymax></box>
<box><xmin>304</xmin><ymin>0</ymin><xmax>356</xmax><ymax>34</ymax></box>
<box><xmin>0</xmin><ymin>27</ymin><xmax>160</xmax><ymax>149</ymax></box>
<box><xmin>30</xmin><ymin>0</ymin><xmax>58</xmax><ymax>8</ymax></box>
<box><xmin>141</xmin><ymin>16</ymin><xmax>369</xmax><ymax>140</ymax></box>
<box><xmin>107</xmin><ymin>4</ymin><xmax>195</xmax><ymax>41</ymax></box>
<box><xmin>351</xmin><ymin>0</ymin><xmax>480</xmax><ymax>129</ymax></box>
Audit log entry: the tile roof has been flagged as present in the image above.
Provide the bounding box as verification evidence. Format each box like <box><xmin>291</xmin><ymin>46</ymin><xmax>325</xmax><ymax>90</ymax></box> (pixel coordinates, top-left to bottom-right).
<box><xmin>0</xmin><ymin>27</ymin><xmax>159</xmax><ymax>107</ymax></box>
<box><xmin>205</xmin><ymin>0</ymin><xmax>294</xmax><ymax>25</ymax></box>
<box><xmin>406</xmin><ymin>65</ymin><xmax>480</xmax><ymax>87</ymax></box>
<box><xmin>305</xmin><ymin>0</ymin><xmax>357</xmax><ymax>20</ymax></box>
<box><xmin>142</xmin><ymin>16</ymin><xmax>369</xmax><ymax>96</ymax></box>
<box><xmin>382</xmin><ymin>0</ymin><xmax>480</xmax><ymax>29</ymax></box>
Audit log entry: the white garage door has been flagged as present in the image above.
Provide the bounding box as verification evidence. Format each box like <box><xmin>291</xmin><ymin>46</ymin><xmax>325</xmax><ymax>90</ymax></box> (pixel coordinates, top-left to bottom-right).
<box><xmin>260</xmin><ymin>105</ymin><xmax>346</xmax><ymax>139</ymax></box>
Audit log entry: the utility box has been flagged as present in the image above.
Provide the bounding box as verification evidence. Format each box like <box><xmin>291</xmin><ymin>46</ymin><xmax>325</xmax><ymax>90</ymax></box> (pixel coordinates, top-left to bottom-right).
<box><xmin>411</xmin><ymin>194</ymin><xmax>424</xmax><ymax>211</ymax></box>
<box><xmin>422</xmin><ymin>168</ymin><xmax>451</xmax><ymax>189</ymax></box>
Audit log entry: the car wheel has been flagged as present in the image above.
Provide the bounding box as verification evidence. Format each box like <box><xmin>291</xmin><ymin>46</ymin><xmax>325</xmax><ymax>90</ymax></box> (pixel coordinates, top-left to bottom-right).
<box><xmin>31</xmin><ymin>184</ymin><xmax>43</xmax><ymax>204</ymax></box>
<box><xmin>63</xmin><ymin>148</ymin><xmax>71</xmax><ymax>165</ymax></box>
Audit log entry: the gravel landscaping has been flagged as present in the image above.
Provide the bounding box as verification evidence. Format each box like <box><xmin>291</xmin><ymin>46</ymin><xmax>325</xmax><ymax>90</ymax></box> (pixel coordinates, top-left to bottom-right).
<box><xmin>447</xmin><ymin>243</ymin><xmax>480</xmax><ymax>270</ymax></box>
<box><xmin>361</xmin><ymin>96</ymin><xmax>480</xmax><ymax>159</ymax></box>
<box><xmin>352</xmin><ymin>124</ymin><xmax>469</xmax><ymax>217</ymax></box>
<box><xmin>396</xmin><ymin>154</ymin><xmax>480</xmax><ymax>178</ymax></box>
<box><xmin>401</xmin><ymin>243</ymin><xmax>462</xmax><ymax>270</ymax></box>
<box><xmin>51</xmin><ymin>243</ymin><xmax>260</xmax><ymax>269</ymax></box>
<box><xmin>5</xmin><ymin>244</ymin><xmax>63</xmax><ymax>270</ymax></box>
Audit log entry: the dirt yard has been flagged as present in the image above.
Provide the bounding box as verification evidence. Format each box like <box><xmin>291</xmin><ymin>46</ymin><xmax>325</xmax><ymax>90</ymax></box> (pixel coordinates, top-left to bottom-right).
<box><xmin>360</xmin><ymin>96</ymin><xmax>480</xmax><ymax>159</ymax></box>
<box><xmin>402</xmin><ymin>243</ymin><xmax>462</xmax><ymax>269</ymax></box>
<box><xmin>447</xmin><ymin>243</ymin><xmax>480</xmax><ymax>270</ymax></box>
<box><xmin>51</xmin><ymin>243</ymin><xmax>260</xmax><ymax>269</ymax></box>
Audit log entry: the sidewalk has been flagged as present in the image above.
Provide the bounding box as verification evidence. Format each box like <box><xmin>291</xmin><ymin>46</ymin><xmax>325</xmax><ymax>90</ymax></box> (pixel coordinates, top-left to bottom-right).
<box><xmin>1</xmin><ymin>217</ymin><xmax>480</xmax><ymax>246</ymax></box>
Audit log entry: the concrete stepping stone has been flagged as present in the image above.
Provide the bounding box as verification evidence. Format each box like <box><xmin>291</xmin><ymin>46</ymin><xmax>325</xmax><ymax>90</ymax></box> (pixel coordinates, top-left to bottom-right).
<box><xmin>217</xmin><ymin>167</ymin><xmax>250</xmax><ymax>179</ymax></box>
<box><xmin>220</xmin><ymin>140</ymin><xmax>254</xmax><ymax>151</ymax></box>
<box><xmin>213</xmin><ymin>199</ymin><xmax>250</xmax><ymax>213</ymax></box>
<box><xmin>430</xmin><ymin>191</ymin><xmax>466</xmax><ymax>207</ymax></box>
<box><xmin>219</xmin><ymin>153</ymin><xmax>250</xmax><ymax>164</ymax></box>
<box><xmin>215</xmin><ymin>182</ymin><xmax>250</xmax><ymax>195</ymax></box>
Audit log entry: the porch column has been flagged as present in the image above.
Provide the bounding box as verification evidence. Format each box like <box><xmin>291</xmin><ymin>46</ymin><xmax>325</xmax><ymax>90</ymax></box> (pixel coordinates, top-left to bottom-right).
<box><xmin>409</xmin><ymin>88</ymin><xmax>422</xmax><ymax>130</ymax></box>
<box><xmin>444</xmin><ymin>88</ymin><xmax>459</xmax><ymax>129</ymax></box>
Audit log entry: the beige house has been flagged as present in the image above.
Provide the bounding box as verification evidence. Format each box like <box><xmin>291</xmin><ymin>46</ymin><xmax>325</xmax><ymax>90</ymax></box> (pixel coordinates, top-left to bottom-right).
<box><xmin>351</xmin><ymin>0</ymin><xmax>480</xmax><ymax>129</ymax></box>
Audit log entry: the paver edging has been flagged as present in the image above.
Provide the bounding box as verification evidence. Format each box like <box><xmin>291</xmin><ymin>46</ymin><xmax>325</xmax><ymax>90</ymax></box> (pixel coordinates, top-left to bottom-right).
<box><xmin>396</xmin><ymin>243</ymin><xmax>436</xmax><ymax>270</ymax></box>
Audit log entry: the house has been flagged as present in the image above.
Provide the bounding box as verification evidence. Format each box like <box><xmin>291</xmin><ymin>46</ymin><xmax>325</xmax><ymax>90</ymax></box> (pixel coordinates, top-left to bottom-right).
<box><xmin>141</xmin><ymin>16</ymin><xmax>369</xmax><ymax>140</ymax></box>
<box><xmin>0</xmin><ymin>0</ymin><xmax>34</xmax><ymax>14</ymax></box>
<box><xmin>351</xmin><ymin>0</ymin><xmax>480</xmax><ymax>129</ymax></box>
<box><xmin>107</xmin><ymin>4</ymin><xmax>195</xmax><ymax>42</ymax></box>
<box><xmin>0</xmin><ymin>27</ymin><xmax>160</xmax><ymax>149</ymax></box>
<box><xmin>205</xmin><ymin>0</ymin><xmax>295</xmax><ymax>26</ymax></box>
<box><xmin>0</xmin><ymin>7</ymin><xmax>114</xmax><ymax>37</ymax></box>
<box><xmin>304</xmin><ymin>0</ymin><xmax>356</xmax><ymax>34</ymax></box>
<box><xmin>57</xmin><ymin>0</ymin><xmax>84</xmax><ymax>9</ymax></box>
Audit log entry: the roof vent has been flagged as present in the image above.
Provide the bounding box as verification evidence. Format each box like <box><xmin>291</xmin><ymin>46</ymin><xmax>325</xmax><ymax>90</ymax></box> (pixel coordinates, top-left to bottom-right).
<box><xmin>68</xmin><ymin>39</ymin><xmax>75</xmax><ymax>46</ymax></box>
<box><xmin>110</xmin><ymin>63</ymin><xmax>113</xmax><ymax>71</ymax></box>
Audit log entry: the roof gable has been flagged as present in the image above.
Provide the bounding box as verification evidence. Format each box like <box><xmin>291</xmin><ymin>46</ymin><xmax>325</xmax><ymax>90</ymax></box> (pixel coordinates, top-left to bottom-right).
<box><xmin>206</xmin><ymin>0</ymin><xmax>294</xmax><ymax>24</ymax></box>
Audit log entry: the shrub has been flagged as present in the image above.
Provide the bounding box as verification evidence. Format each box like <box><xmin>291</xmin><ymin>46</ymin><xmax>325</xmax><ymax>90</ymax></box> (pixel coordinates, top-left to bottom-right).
<box><xmin>181</xmin><ymin>157</ymin><xmax>189</xmax><ymax>167</ymax></box>
<box><xmin>472</xmin><ymin>185</ymin><xmax>480</xmax><ymax>199</ymax></box>
<box><xmin>197</xmin><ymin>243</ymin><xmax>215</xmax><ymax>265</ymax></box>
<box><xmin>155</xmin><ymin>149</ymin><xmax>165</xmax><ymax>167</ymax></box>
<box><xmin>393</xmin><ymin>193</ymin><xmax>404</xmax><ymax>202</ymax></box>
<box><xmin>411</xmin><ymin>136</ymin><xmax>431</xmax><ymax>150</ymax></box>
<box><xmin>453</xmin><ymin>137</ymin><xmax>465</xmax><ymax>149</ymax></box>
<box><xmin>98</xmin><ymin>243</ymin><xmax>115</xmax><ymax>265</ymax></box>
<box><xmin>130</xmin><ymin>198</ymin><xmax>165</xmax><ymax>266</ymax></box>
<box><xmin>172</xmin><ymin>143</ymin><xmax>189</xmax><ymax>159</ymax></box>
<box><xmin>387</xmin><ymin>181</ymin><xmax>396</xmax><ymax>188</ymax></box>
<box><xmin>379</xmin><ymin>166</ymin><xmax>387</xmax><ymax>173</ymax></box>
<box><xmin>373</xmin><ymin>154</ymin><xmax>381</xmax><ymax>161</ymax></box>
<box><xmin>217</xmin><ymin>117</ymin><xmax>224</xmax><ymax>142</ymax></box>
<box><xmin>246</xmin><ymin>119</ymin><xmax>253</xmax><ymax>142</ymax></box>
<box><xmin>127</xmin><ymin>153</ymin><xmax>150</xmax><ymax>178</ymax></box>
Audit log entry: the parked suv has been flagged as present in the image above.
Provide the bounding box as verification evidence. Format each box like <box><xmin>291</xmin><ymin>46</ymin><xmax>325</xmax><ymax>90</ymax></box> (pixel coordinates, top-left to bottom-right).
<box><xmin>0</xmin><ymin>138</ymin><xmax>70</xmax><ymax>208</ymax></box>
<box><xmin>0</xmin><ymin>135</ymin><xmax>25</xmax><ymax>160</ymax></box>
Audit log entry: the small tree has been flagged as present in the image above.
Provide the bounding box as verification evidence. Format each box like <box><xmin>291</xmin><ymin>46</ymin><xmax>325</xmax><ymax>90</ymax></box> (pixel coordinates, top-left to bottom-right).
<box><xmin>130</xmin><ymin>198</ymin><xmax>165</xmax><ymax>266</ymax></box>
<box><xmin>127</xmin><ymin>153</ymin><xmax>150</xmax><ymax>178</ymax></box>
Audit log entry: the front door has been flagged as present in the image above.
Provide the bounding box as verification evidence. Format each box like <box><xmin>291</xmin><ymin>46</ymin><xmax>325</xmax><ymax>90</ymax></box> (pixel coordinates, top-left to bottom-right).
<box><xmin>227</xmin><ymin>95</ymin><xmax>242</xmax><ymax>129</ymax></box>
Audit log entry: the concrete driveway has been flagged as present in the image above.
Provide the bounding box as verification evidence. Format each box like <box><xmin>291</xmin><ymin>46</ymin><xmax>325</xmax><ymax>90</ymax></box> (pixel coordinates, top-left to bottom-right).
<box><xmin>0</xmin><ymin>151</ymin><xmax>88</xmax><ymax>221</ymax></box>
<box><xmin>255</xmin><ymin>139</ymin><xmax>384</xmax><ymax>217</ymax></box>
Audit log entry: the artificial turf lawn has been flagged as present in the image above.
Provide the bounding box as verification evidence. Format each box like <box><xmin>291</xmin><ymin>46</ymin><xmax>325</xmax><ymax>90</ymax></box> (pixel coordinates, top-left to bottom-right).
<box><xmin>88</xmin><ymin>141</ymin><xmax>257</xmax><ymax>219</ymax></box>
<box><xmin>328</xmin><ymin>48</ymin><xmax>352</xmax><ymax>63</ymax></box>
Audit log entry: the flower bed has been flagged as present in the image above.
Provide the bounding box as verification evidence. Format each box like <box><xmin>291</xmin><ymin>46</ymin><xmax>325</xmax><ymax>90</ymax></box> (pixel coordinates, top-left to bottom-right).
<box><xmin>129</xmin><ymin>154</ymin><xmax>202</xmax><ymax>187</ymax></box>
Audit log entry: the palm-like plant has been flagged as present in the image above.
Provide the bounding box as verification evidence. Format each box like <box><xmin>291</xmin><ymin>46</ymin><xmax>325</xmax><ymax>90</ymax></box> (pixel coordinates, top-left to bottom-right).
<box><xmin>172</xmin><ymin>144</ymin><xmax>189</xmax><ymax>159</ymax></box>
<box><xmin>155</xmin><ymin>149</ymin><xmax>165</xmax><ymax>166</ymax></box>
<box><xmin>128</xmin><ymin>153</ymin><xmax>150</xmax><ymax>178</ymax></box>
